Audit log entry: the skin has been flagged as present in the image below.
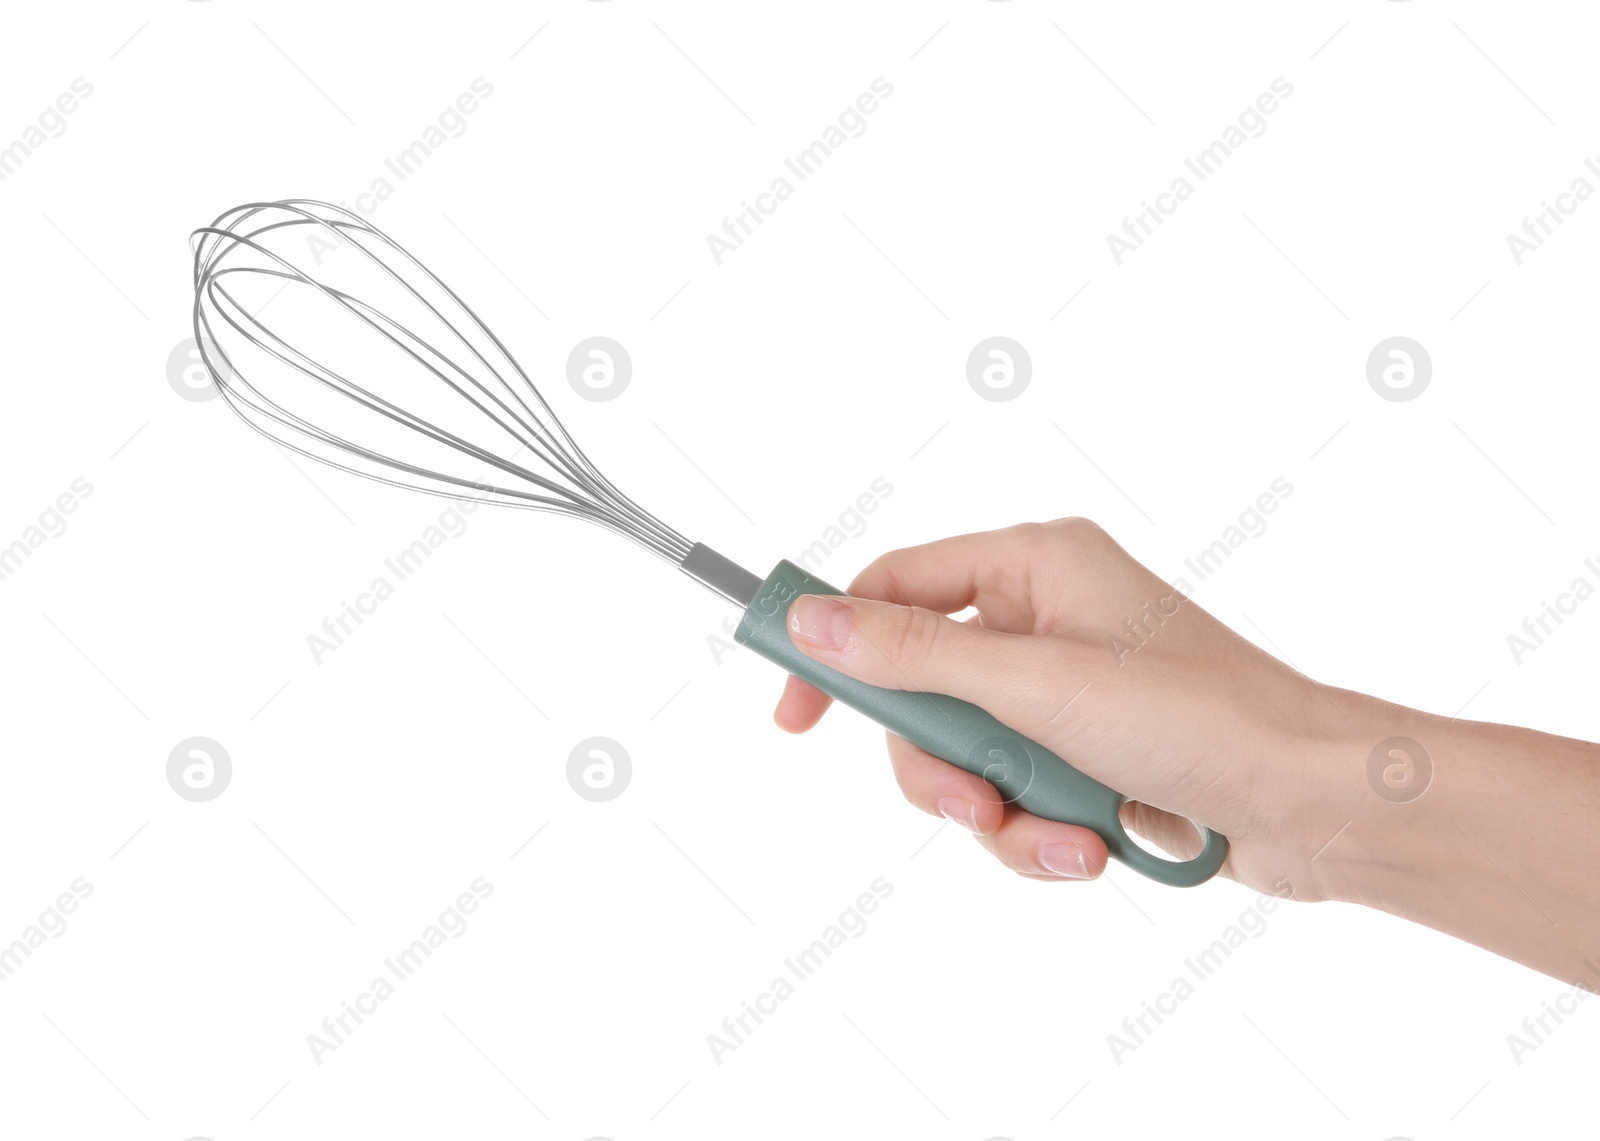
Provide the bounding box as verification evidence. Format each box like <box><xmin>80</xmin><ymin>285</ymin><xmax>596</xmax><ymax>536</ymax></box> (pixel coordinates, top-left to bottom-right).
<box><xmin>774</xmin><ymin>518</ymin><xmax>1600</xmax><ymax>984</ymax></box>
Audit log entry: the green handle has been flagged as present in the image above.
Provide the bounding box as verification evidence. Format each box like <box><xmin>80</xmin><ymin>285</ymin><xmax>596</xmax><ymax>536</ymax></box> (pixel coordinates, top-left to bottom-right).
<box><xmin>734</xmin><ymin>560</ymin><xmax>1228</xmax><ymax>887</ymax></box>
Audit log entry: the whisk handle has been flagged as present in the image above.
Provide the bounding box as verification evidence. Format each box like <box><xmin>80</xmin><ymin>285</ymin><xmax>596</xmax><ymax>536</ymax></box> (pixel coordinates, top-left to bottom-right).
<box><xmin>733</xmin><ymin>560</ymin><xmax>1228</xmax><ymax>888</ymax></box>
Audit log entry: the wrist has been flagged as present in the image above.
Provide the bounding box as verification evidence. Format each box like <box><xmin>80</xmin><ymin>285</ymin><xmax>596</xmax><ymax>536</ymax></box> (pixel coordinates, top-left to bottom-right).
<box><xmin>1303</xmin><ymin>696</ymin><xmax>1600</xmax><ymax>980</ymax></box>
<box><xmin>1303</xmin><ymin>694</ymin><xmax>1451</xmax><ymax>909</ymax></box>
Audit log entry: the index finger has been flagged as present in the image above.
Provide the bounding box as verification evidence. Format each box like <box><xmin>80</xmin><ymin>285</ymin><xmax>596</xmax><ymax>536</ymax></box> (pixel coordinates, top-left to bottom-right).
<box><xmin>849</xmin><ymin>520</ymin><xmax>1103</xmax><ymax>634</ymax></box>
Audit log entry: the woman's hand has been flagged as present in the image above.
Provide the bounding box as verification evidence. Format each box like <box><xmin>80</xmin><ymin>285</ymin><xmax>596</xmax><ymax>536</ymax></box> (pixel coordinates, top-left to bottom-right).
<box><xmin>773</xmin><ymin>518</ymin><xmax>1600</xmax><ymax>982</ymax></box>
<box><xmin>773</xmin><ymin>518</ymin><xmax>1359</xmax><ymax>896</ymax></box>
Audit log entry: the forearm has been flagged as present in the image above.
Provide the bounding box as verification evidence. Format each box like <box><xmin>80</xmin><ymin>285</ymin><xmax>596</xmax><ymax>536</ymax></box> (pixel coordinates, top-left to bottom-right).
<box><xmin>1318</xmin><ymin>696</ymin><xmax>1600</xmax><ymax>983</ymax></box>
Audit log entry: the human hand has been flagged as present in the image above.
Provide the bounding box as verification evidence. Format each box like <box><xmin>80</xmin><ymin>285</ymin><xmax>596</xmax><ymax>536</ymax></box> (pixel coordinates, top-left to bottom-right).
<box><xmin>773</xmin><ymin>518</ymin><xmax>1370</xmax><ymax>898</ymax></box>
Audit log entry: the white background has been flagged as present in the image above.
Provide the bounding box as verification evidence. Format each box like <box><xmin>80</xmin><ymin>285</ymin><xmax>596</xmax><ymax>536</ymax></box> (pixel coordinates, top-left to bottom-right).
<box><xmin>1</xmin><ymin>1</ymin><xmax>1596</xmax><ymax>1138</ymax></box>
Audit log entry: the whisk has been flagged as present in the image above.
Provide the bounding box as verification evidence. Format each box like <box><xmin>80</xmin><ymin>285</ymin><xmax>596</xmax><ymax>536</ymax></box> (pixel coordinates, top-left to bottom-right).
<box><xmin>190</xmin><ymin>199</ymin><xmax>1227</xmax><ymax>887</ymax></box>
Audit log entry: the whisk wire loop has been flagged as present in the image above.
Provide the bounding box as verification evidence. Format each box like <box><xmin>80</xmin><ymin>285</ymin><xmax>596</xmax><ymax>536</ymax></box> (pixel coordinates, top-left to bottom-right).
<box><xmin>190</xmin><ymin>199</ymin><xmax>692</xmax><ymax>563</ymax></box>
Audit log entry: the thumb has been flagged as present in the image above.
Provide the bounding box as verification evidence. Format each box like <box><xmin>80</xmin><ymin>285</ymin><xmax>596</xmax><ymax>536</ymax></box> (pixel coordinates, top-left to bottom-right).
<box><xmin>785</xmin><ymin>594</ymin><xmax>1080</xmax><ymax>740</ymax></box>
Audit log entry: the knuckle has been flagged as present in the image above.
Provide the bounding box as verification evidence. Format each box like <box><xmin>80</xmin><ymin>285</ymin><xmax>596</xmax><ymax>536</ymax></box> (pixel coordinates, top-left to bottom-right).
<box><xmin>1004</xmin><ymin>518</ymin><xmax>1110</xmax><ymax>571</ymax></box>
<box><xmin>974</xmin><ymin>833</ymin><xmax>1029</xmax><ymax>876</ymax></box>
<box><xmin>993</xmin><ymin>844</ymin><xmax>1041</xmax><ymax>879</ymax></box>
<box><xmin>881</xmin><ymin>604</ymin><xmax>943</xmax><ymax>667</ymax></box>
<box><xmin>1047</xmin><ymin>516</ymin><xmax>1108</xmax><ymax>548</ymax></box>
<box><xmin>849</xmin><ymin>551</ymin><xmax>898</xmax><ymax>599</ymax></box>
<box><xmin>1003</xmin><ymin>520</ymin><xmax>1055</xmax><ymax>552</ymax></box>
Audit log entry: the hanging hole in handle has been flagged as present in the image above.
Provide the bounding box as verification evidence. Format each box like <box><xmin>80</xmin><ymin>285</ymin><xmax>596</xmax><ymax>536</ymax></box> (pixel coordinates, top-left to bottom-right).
<box><xmin>1118</xmin><ymin>800</ymin><xmax>1210</xmax><ymax>862</ymax></box>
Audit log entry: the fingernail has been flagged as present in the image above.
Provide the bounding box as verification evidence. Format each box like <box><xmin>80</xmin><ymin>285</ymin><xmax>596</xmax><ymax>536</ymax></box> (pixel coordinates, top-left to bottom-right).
<box><xmin>1039</xmin><ymin>841</ymin><xmax>1090</xmax><ymax>879</ymax></box>
<box><xmin>938</xmin><ymin>797</ymin><xmax>980</xmax><ymax>833</ymax></box>
<box><xmin>789</xmin><ymin>596</ymin><xmax>854</xmax><ymax>651</ymax></box>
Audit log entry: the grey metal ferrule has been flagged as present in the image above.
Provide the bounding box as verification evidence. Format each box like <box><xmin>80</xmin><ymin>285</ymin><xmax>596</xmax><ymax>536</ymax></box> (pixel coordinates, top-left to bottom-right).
<box><xmin>680</xmin><ymin>543</ymin><xmax>763</xmax><ymax>608</ymax></box>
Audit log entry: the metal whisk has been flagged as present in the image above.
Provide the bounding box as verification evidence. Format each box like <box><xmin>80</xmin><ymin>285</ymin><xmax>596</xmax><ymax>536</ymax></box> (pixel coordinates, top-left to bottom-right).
<box><xmin>190</xmin><ymin>199</ymin><xmax>757</xmax><ymax>601</ymax></box>
<box><xmin>189</xmin><ymin>198</ymin><xmax>1228</xmax><ymax>888</ymax></box>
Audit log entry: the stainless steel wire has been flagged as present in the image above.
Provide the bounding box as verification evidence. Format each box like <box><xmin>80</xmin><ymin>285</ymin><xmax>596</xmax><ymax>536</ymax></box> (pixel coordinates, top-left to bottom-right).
<box><xmin>189</xmin><ymin>199</ymin><xmax>693</xmax><ymax>564</ymax></box>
